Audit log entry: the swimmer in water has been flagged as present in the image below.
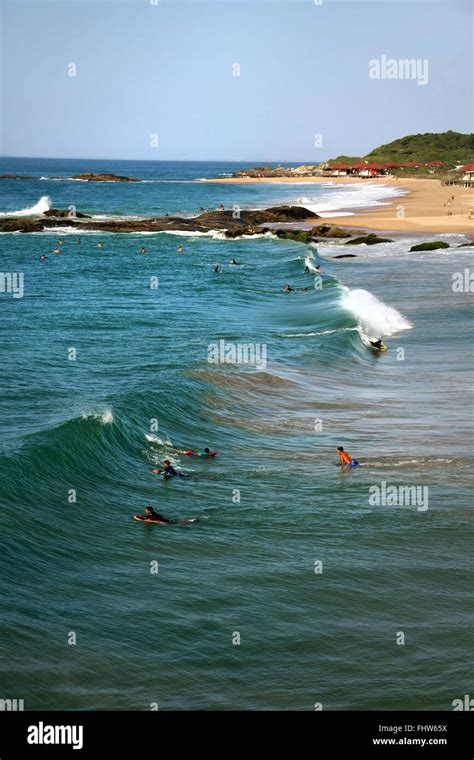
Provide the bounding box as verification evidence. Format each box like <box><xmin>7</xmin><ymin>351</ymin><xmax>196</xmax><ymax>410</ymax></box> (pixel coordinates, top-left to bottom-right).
<box><xmin>53</xmin><ymin>248</ymin><xmax>60</xmax><ymax>255</ymax></box>
<box><xmin>152</xmin><ymin>460</ymin><xmax>187</xmax><ymax>477</ymax></box>
<box><xmin>183</xmin><ymin>448</ymin><xmax>217</xmax><ymax>457</ymax></box>
<box><xmin>139</xmin><ymin>246</ymin><xmax>147</xmax><ymax>254</ymax></box>
<box><xmin>40</xmin><ymin>254</ymin><xmax>48</xmax><ymax>261</ymax></box>
<box><xmin>337</xmin><ymin>446</ymin><xmax>358</xmax><ymax>468</ymax></box>
<box><xmin>229</xmin><ymin>258</ymin><xmax>238</xmax><ymax>265</ymax></box>
<box><xmin>58</xmin><ymin>239</ymin><xmax>63</xmax><ymax>246</ymax></box>
<box><xmin>141</xmin><ymin>506</ymin><xmax>171</xmax><ymax>523</ymax></box>
<box><xmin>97</xmin><ymin>241</ymin><xmax>103</xmax><ymax>249</ymax></box>
<box><xmin>177</xmin><ymin>245</ymin><xmax>184</xmax><ymax>253</ymax></box>
<box><xmin>77</xmin><ymin>238</ymin><xmax>81</xmax><ymax>245</ymax></box>
<box><xmin>283</xmin><ymin>284</ymin><xmax>294</xmax><ymax>292</ymax></box>
<box><xmin>214</xmin><ymin>265</ymin><xmax>220</xmax><ymax>273</ymax></box>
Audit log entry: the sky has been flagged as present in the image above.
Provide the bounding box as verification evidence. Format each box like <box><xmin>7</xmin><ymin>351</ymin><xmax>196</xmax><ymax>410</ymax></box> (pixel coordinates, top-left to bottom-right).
<box><xmin>0</xmin><ymin>0</ymin><xmax>472</xmax><ymax>161</ymax></box>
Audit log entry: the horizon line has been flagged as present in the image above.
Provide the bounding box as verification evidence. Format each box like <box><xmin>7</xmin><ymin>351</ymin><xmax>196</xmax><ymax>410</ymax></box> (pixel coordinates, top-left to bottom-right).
<box><xmin>0</xmin><ymin>155</ymin><xmax>326</xmax><ymax>164</ymax></box>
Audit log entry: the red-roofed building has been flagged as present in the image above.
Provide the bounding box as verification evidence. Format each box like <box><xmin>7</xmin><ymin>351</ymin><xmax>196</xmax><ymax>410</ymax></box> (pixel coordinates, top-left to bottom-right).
<box><xmin>425</xmin><ymin>161</ymin><xmax>445</xmax><ymax>167</ymax></box>
<box><xmin>358</xmin><ymin>162</ymin><xmax>388</xmax><ymax>177</ymax></box>
<box><xmin>456</xmin><ymin>163</ymin><xmax>474</xmax><ymax>185</ymax></box>
<box><xmin>322</xmin><ymin>162</ymin><xmax>353</xmax><ymax>176</ymax></box>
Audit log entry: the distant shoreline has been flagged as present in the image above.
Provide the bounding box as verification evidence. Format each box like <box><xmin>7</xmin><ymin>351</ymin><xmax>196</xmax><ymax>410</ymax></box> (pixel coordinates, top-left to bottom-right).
<box><xmin>201</xmin><ymin>176</ymin><xmax>474</xmax><ymax>235</ymax></box>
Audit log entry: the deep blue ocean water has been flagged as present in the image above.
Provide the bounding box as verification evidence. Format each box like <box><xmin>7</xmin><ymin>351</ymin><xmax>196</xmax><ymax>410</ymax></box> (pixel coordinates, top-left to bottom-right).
<box><xmin>0</xmin><ymin>159</ymin><xmax>472</xmax><ymax>710</ymax></box>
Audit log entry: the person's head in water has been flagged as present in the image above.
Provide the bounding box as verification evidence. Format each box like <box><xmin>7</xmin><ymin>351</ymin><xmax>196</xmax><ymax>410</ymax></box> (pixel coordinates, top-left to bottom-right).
<box><xmin>163</xmin><ymin>460</ymin><xmax>170</xmax><ymax>466</ymax></box>
<box><xmin>145</xmin><ymin>506</ymin><xmax>153</xmax><ymax>515</ymax></box>
<box><xmin>337</xmin><ymin>447</ymin><xmax>344</xmax><ymax>453</ymax></box>
<box><xmin>204</xmin><ymin>448</ymin><xmax>210</xmax><ymax>453</ymax></box>
<box><xmin>230</xmin><ymin>258</ymin><xmax>237</xmax><ymax>264</ymax></box>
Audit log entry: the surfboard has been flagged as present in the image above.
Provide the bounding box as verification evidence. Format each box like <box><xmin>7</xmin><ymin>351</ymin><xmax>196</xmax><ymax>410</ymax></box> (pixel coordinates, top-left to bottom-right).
<box><xmin>133</xmin><ymin>515</ymin><xmax>197</xmax><ymax>525</ymax></box>
<box><xmin>133</xmin><ymin>515</ymin><xmax>169</xmax><ymax>524</ymax></box>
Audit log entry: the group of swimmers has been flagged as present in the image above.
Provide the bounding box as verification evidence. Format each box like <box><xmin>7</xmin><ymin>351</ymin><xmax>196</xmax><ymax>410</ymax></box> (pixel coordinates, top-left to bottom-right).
<box><xmin>136</xmin><ymin>447</ymin><xmax>217</xmax><ymax>522</ymax></box>
<box><xmin>150</xmin><ymin>447</ymin><xmax>217</xmax><ymax>478</ymax></box>
<box><xmin>136</xmin><ymin>444</ymin><xmax>358</xmax><ymax>523</ymax></box>
<box><xmin>214</xmin><ymin>258</ymin><xmax>239</xmax><ymax>272</ymax></box>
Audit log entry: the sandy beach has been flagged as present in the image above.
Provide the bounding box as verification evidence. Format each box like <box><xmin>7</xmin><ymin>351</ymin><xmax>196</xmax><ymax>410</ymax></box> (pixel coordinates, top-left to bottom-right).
<box><xmin>204</xmin><ymin>176</ymin><xmax>474</xmax><ymax>235</ymax></box>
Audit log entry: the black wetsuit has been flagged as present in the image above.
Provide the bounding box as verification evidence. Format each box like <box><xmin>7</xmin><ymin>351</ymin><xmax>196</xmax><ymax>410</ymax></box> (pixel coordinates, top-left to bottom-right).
<box><xmin>146</xmin><ymin>511</ymin><xmax>170</xmax><ymax>523</ymax></box>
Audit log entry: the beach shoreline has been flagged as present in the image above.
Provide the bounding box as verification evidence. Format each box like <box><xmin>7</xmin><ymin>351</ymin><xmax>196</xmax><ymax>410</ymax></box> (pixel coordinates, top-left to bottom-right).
<box><xmin>201</xmin><ymin>176</ymin><xmax>474</xmax><ymax>235</ymax></box>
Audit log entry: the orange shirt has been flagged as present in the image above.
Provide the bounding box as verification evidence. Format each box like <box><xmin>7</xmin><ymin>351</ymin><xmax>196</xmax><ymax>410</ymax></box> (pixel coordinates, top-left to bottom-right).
<box><xmin>338</xmin><ymin>450</ymin><xmax>351</xmax><ymax>465</ymax></box>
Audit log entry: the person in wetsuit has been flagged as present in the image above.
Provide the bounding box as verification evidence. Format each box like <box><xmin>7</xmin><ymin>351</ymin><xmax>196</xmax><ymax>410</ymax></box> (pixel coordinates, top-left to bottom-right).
<box><xmin>143</xmin><ymin>506</ymin><xmax>171</xmax><ymax>523</ymax></box>
<box><xmin>151</xmin><ymin>460</ymin><xmax>189</xmax><ymax>477</ymax></box>
<box><xmin>370</xmin><ymin>339</ymin><xmax>384</xmax><ymax>349</ymax></box>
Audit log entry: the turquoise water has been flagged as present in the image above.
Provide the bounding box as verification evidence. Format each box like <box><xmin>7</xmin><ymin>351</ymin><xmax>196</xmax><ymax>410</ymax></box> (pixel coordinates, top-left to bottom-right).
<box><xmin>0</xmin><ymin>160</ymin><xmax>472</xmax><ymax>710</ymax></box>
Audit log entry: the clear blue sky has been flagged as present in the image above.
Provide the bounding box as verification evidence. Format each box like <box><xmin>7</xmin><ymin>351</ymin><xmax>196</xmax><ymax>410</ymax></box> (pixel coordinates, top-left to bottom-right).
<box><xmin>1</xmin><ymin>0</ymin><xmax>472</xmax><ymax>160</ymax></box>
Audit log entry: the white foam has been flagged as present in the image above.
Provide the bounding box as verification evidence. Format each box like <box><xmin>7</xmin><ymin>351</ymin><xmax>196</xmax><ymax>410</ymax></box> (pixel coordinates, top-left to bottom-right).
<box><xmin>81</xmin><ymin>409</ymin><xmax>114</xmax><ymax>424</ymax></box>
<box><xmin>341</xmin><ymin>287</ymin><xmax>412</xmax><ymax>340</ymax></box>
<box><xmin>279</xmin><ymin>328</ymin><xmax>357</xmax><ymax>338</ymax></box>
<box><xmin>145</xmin><ymin>433</ymin><xmax>174</xmax><ymax>446</ymax></box>
<box><xmin>294</xmin><ymin>182</ymin><xmax>406</xmax><ymax>216</ymax></box>
<box><xmin>0</xmin><ymin>195</ymin><xmax>51</xmax><ymax>217</ymax></box>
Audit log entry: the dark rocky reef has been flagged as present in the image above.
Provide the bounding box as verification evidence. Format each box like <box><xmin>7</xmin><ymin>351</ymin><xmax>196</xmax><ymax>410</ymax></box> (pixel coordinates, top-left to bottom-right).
<box><xmin>69</xmin><ymin>173</ymin><xmax>140</xmax><ymax>182</ymax></box>
<box><xmin>0</xmin><ymin>205</ymin><xmax>319</xmax><ymax>235</ymax></box>
<box><xmin>345</xmin><ymin>233</ymin><xmax>394</xmax><ymax>245</ymax></box>
<box><xmin>409</xmin><ymin>241</ymin><xmax>450</xmax><ymax>252</ymax></box>
<box><xmin>43</xmin><ymin>208</ymin><xmax>91</xmax><ymax>219</ymax></box>
<box><xmin>0</xmin><ymin>204</ymin><xmax>379</xmax><ymax>245</ymax></box>
<box><xmin>0</xmin><ymin>172</ymin><xmax>140</xmax><ymax>182</ymax></box>
<box><xmin>0</xmin><ymin>174</ymin><xmax>34</xmax><ymax>180</ymax></box>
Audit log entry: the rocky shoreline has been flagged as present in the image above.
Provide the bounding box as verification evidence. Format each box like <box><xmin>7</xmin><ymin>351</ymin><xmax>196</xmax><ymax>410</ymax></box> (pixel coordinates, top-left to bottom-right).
<box><xmin>0</xmin><ymin>204</ymin><xmax>376</xmax><ymax>243</ymax></box>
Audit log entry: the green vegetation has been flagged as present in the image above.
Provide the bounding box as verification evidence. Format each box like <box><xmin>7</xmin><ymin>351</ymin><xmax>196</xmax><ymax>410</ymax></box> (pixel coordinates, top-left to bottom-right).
<box><xmin>328</xmin><ymin>131</ymin><xmax>474</xmax><ymax>168</ymax></box>
<box><xmin>409</xmin><ymin>241</ymin><xmax>450</xmax><ymax>252</ymax></box>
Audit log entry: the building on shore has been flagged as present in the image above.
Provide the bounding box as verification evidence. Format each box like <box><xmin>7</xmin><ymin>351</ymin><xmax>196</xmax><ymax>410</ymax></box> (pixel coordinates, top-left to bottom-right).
<box><xmin>455</xmin><ymin>163</ymin><xmax>474</xmax><ymax>186</ymax></box>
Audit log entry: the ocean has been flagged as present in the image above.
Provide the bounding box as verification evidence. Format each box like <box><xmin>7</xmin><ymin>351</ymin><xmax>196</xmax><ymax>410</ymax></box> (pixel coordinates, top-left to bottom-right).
<box><xmin>0</xmin><ymin>158</ymin><xmax>472</xmax><ymax>710</ymax></box>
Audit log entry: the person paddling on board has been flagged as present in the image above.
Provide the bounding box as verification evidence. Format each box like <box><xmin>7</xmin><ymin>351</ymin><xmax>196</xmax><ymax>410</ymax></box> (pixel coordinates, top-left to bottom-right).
<box><xmin>337</xmin><ymin>446</ymin><xmax>358</xmax><ymax>468</ymax></box>
<box><xmin>183</xmin><ymin>447</ymin><xmax>217</xmax><ymax>457</ymax></box>
<box><xmin>142</xmin><ymin>506</ymin><xmax>171</xmax><ymax>523</ymax></box>
<box><xmin>152</xmin><ymin>460</ymin><xmax>188</xmax><ymax>477</ymax></box>
<box><xmin>229</xmin><ymin>258</ymin><xmax>239</xmax><ymax>265</ymax></box>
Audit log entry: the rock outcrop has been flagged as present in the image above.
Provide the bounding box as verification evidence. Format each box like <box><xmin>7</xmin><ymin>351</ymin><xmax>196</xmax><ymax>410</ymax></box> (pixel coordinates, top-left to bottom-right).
<box><xmin>345</xmin><ymin>233</ymin><xmax>394</xmax><ymax>245</ymax></box>
<box><xmin>0</xmin><ymin>174</ymin><xmax>33</xmax><ymax>180</ymax></box>
<box><xmin>409</xmin><ymin>241</ymin><xmax>450</xmax><ymax>252</ymax></box>
<box><xmin>69</xmin><ymin>173</ymin><xmax>140</xmax><ymax>182</ymax></box>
